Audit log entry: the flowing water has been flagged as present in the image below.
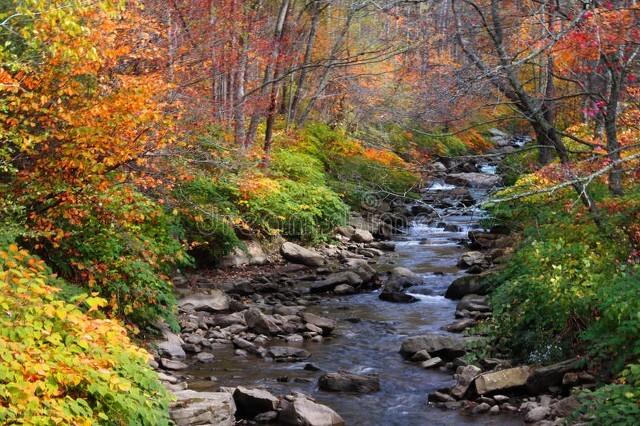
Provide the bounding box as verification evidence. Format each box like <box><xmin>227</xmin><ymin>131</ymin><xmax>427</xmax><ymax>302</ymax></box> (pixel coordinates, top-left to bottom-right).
<box><xmin>186</xmin><ymin>171</ymin><xmax>523</xmax><ymax>425</ymax></box>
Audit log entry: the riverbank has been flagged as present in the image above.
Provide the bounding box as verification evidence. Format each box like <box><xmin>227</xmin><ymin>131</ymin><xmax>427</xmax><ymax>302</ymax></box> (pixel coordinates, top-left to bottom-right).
<box><xmin>150</xmin><ymin>140</ymin><xmax>579</xmax><ymax>425</ymax></box>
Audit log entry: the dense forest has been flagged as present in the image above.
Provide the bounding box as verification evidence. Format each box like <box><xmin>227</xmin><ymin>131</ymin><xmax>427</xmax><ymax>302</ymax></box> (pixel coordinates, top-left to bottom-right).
<box><xmin>0</xmin><ymin>0</ymin><xmax>639</xmax><ymax>425</ymax></box>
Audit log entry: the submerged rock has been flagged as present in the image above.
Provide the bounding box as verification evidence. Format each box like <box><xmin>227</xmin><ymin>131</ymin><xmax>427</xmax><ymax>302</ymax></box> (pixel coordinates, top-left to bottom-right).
<box><xmin>268</xmin><ymin>346</ymin><xmax>311</xmax><ymax>361</ymax></box>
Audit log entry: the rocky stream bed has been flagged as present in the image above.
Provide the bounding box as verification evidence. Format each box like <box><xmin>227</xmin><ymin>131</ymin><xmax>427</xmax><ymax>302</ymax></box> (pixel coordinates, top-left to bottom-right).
<box><xmin>152</xmin><ymin>139</ymin><xmax>592</xmax><ymax>426</ymax></box>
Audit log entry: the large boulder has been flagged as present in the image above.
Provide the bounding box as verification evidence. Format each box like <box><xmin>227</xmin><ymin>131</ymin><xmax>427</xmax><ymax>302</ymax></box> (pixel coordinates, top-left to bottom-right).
<box><xmin>445</xmin><ymin>173</ymin><xmax>502</xmax><ymax>188</ymax></box>
<box><xmin>474</xmin><ymin>366</ymin><xmax>532</xmax><ymax>395</ymax></box>
<box><xmin>351</xmin><ymin>228</ymin><xmax>374</xmax><ymax>243</ymax></box>
<box><xmin>244</xmin><ymin>308</ymin><xmax>282</xmax><ymax>335</ymax></box>
<box><xmin>178</xmin><ymin>289</ymin><xmax>230</xmax><ymax>312</ymax></box>
<box><xmin>445</xmin><ymin>274</ymin><xmax>491</xmax><ymax>299</ymax></box>
<box><xmin>400</xmin><ymin>334</ymin><xmax>466</xmax><ymax>360</ymax></box>
<box><xmin>171</xmin><ymin>390</ymin><xmax>236</xmax><ymax>426</ymax></box>
<box><xmin>302</xmin><ymin>312</ymin><xmax>336</xmax><ymax>335</ymax></box>
<box><xmin>281</xmin><ymin>242</ymin><xmax>325</xmax><ymax>267</ymax></box>
<box><xmin>318</xmin><ymin>371</ymin><xmax>380</xmax><ymax>394</ymax></box>
<box><xmin>233</xmin><ymin>386</ymin><xmax>279</xmax><ymax>418</ymax></box>
<box><xmin>526</xmin><ymin>358</ymin><xmax>582</xmax><ymax>394</ymax></box>
<box><xmin>279</xmin><ymin>395</ymin><xmax>345</xmax><ymax>426</ymax></box>
<box><xmin>220</xmin><ymin>241</ymin><xmax>268</xmax><ymax>268</ymax></box>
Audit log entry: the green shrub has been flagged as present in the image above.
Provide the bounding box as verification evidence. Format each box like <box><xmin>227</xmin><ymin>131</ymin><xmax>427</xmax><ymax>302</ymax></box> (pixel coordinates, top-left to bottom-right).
<box><xmin>0</xmin><ymin>245</ymin><xmax>171</xmax><ymax>425</ymax></box>
<box><xmin>42</xmin><ymin>187</ymin><xmax>189</xmax><ymax>331</ymax></box>
<box><xmin>576</xmin><ymin>364</ymin><xmax>640</xmax><ymax>425</ymax></box>
<box><xmin>242</xmin><ymin>178</ymin><xmax>348</xmax><ymax>242</ymax></box>
<box><xmin>173</xmin><ymin>176</ymin><xmax>243</xmax><ymax>266</ymax></box>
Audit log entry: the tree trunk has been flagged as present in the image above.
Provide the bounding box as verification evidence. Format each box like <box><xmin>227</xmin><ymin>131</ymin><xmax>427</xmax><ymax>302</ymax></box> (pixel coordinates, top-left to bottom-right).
<box><xmin>288</xmin><ymin>0</ymin><xmax>324</xmax><ymax>125</ymax></box>
<box><xmin>604</xmin><ymin>60</ymin><xmax>624</xmax><ymax>196</ymax></box>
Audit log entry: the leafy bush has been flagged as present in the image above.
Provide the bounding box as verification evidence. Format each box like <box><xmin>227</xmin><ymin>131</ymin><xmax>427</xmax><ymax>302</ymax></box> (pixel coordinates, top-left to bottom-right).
<box><xmin>301</xmin><ymin>123</ymin><xmax>419</xmax><ymax>208</ymax></box>
<box><xmin>173</xmin><ymin>176</ymin><xmax>243</xmax><ymax>266</ymax></box>
<box><xmin>39</xmin><ymin>187</ymin><xmax>189</xmax><ymax>331</ymax></box>
<box><xmin>576</xmin><ymin>364</ymin><xmax>640</xmax><ymax>425</ymax></box>
<box><xmin>240</xmin><ymin>177</ymin><xmax>348</xmax><ymax>242</ymax></box>
<box><xmin>0</xmin><ymin>245</ymin><xmax>171</xmax><ymax>425</ymax></box>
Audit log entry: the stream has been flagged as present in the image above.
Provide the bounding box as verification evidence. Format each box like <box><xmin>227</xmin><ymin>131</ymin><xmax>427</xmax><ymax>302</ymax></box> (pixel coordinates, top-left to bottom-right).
<box><xmin>184</xmin><ymin>171</ymin><xmax>523</xmax><ymax>425</ymax></box>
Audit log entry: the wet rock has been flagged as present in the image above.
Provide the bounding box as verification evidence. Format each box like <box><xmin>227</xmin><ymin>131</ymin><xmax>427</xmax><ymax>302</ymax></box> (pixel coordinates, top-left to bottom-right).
<box><xmin>195</xmin><ymin>352</ymin><xmax>215</xmax><ymax>363</ymax></box>
<box><xmin>400</xmin><ymin>334</ymin><xmax>467</xmax><ymax>360</ymax></box>
<box><xmin>302</xmin><ymin>312</ymin><xmax>336</xmax><ymax>335</ymax></box>
<box><xmin>281</xmin><ymin>242</ymin><xmax>325</xmax><ymax>267</ymax></box>
<box><xmin>379</xmin><ymin>288</ymin><xmax>419</xmax><ymax>303</ymax></box>
<box><xmin>304</xmin><ymin>363</ymin><xmax>322</xmax><ymax>372</ymax></box>
<box><xmin>421</xmin><ymin>357</ymin><xmax>443</xmax><ymax>369</ymax></box>
<box><xmin>171</xmin><ymin>390</ymin><xmax>236</xmax><ymax>426</ymax></box>
<box><xmin>334</xmin><ymin>284</ymin><xmax>356</xmax><ymax>295</ymax></box>
<box><xmin>489</xmin><ymin>405</ymin><xmax>500</xmax><ymax>414</ymax></box>
<box><xmin>525</xmin><ymin>406</ymin><xmax>550</xmax><ymax>423</ymax></box>
<box><xmin>445</xmin><ymin>274</ymin><xmax>491</xmax><ymax>299</ymax></box>
<box><xmin>429</xmin><ymin>391</ymin><xmax>456</xmax><ymax>403</ymax></box>
<box><xmin>233</xmin><ymin>386</ymin><xmax>279</xmax><ymax>418</ymax></box>
<box><xmin>179</xmin><ymin>290</ymin><xmax>230</xmax><ymax>313</ymax></box>
<box><xmin>311</xmin><ymin>271</ymin><xmax>363</xmax><ymax>293</ymax></box>
<box><xmin>244</xmin><ymin>308</ymin><xmax>282</xmax><ymax>335</ymax></box>
<box><xmin>318</xmin><ymin>371</ymin><xmax>380</xmax><ymax>393</ymax></box>
<box><xmin>451</xmin><ymin>365</ymin><xmax>483</xmax><ymax>399</ymax></box>
<box><xmin>444</xmin><ymin>318</ymin><xmax>476</xmax><ymax>333</ymax></box>
<box><xmin>445</xmin><ymin>173</ymin><xmax>502</xmax><ymax>188</ymax></box>
<box><xmin>474</xmin><ymin>366</ymin><xmax>532</xmax><ymax>395</ymax></box>
<box><xmin>279</xmin><ymin>395</ymin><xmax>345</xmax><ymax>426</ymax></box>
<box><xmin>160</xmin><ymin>358</ymin><xmax>188</xmax><ymax>371</ymax></box>
<box><xmin>268</xmin><ymin>346</ymin><xmax>311</xmax><ymax>361</ymax></box>
<box><xmin>220</xmin><ymin>241</ymin><xmax>267</xmax><ymax>268</ymax></box>
<box><xmin>351</xmin><ymin>228</ymin><xmax>374</xmax><ymax>243</ymax></box>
